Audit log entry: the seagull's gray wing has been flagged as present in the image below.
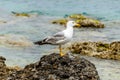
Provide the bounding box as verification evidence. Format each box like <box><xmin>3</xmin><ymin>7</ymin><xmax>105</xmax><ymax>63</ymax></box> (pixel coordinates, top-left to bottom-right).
<box><xmin>46</xmin><ymin>31</ymin><xmax>66</xmax><ymax>44</ymax></box>
<box><xmin>53</xmin><ymin>31</ymin><xmax>65</xmax><ymax>37</ymax></box>
<box><xmin>34</xmin><ymin>31</ymin><xmax>66</xmax><ymax>45</ymax></box>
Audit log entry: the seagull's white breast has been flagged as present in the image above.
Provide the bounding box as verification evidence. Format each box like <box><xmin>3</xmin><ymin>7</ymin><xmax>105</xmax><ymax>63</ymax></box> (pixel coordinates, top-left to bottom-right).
<box><xmin>64</xmin><ymin>27</ymin><xmax>73</xmax><ymax>39</ymax></box>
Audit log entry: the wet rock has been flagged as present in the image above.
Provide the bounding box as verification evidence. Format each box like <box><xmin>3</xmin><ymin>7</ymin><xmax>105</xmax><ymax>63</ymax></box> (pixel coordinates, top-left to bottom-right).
<box><xmin>52</xmin><ymin>14</ymin><xmax>104</xmax><ymax>28</ymax></box>
<box><xmin>0</xmin><ymin>56</ymin><xmax>19</xmax><ymax>80</ymax></box>
<box><xmin>68</xmin><ymin>41</ymin><xmax>120</xmax><ymax>60</ymax></box>
<box><xmin>52</xmin><ymin>19</ymin><xmax>67</xmax><ymax>25</ymax></box>
<box><xmin>8</xmin><ymin>53</ymin><xmax>100</xmax><ymax>80</ymax></box>
<box><xmin>76</xmin><ymin>19</ymin><xmax>104</xmax><ymax>28</ymax></box>
<box><xmin>12</xmin><ymin>11</ymin><xmax>30</xmax><ymax>17</ymax></box>
<box><xmin>69</xmin><ymin>14</ymin><xmax>87</xmax><ymax>20</ymax></box>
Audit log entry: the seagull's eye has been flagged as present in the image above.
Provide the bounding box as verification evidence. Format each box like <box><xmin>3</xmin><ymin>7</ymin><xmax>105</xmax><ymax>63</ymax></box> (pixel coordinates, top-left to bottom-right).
<box><xmin>72</xmin><ymin>22</ymin><xmax>74</xmax><ymax>24</ymax></box>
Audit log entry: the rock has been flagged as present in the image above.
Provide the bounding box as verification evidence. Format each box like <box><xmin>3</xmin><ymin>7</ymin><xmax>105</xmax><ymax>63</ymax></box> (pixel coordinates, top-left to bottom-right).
<box><xmin>0</xmin><ymin>56</ymin><xmax>7</xmax><ymax>79</ymax></box>
<box><xmin>68</xmin><ymin>41</ymin><xmax>120</xmax><ymax>60</ymax></box>
<box><xmin>76</xmin><ymin>19</ymin><xmax>104</xmax><ymax>28</ymax></box>
<box><xmin>8</xmin><ymin>53</ymin><xmax>100</xmax><ymax>80</ymax></box>
<box><xmin>0</xmin><ymin>56</ymin><xmax>19</xmax><ymax>80</ymax></box>
<box><xmin>69</xmin><ymin>14</ymin><xmax>87</xmax><ymax>20</ymax></box>
<box><xmin>52</xmin><ymin>14</ymin><xmax>104</xmax><ymax>28</ymax></box>
<box><xmin>12</xmin><ymin>11</ymin><xmax>30</xmax><ymax>17</ymax></box>
<box><xmin>52</xmin><ymin>19</ymin><xmax>68</xmax><ymax>25</ymax></box>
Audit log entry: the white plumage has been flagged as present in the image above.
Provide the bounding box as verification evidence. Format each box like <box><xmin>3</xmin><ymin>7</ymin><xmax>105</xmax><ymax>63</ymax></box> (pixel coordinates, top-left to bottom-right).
<box><xmin>34</xmin><ymin>21</ymin><xmax>79</xmax><ymax>56</ymax></box>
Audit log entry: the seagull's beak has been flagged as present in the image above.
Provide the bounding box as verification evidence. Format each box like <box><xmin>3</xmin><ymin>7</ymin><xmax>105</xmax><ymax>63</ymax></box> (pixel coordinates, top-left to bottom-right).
<box><xmin>74</xmin><ymin>23</ymin><xmax>81</xmax><ymax>27</ymax></box>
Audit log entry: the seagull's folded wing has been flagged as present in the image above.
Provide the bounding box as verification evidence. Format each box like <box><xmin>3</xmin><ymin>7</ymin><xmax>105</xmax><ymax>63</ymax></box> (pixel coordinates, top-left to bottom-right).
<box><xmin>46</xmin><ymin>31</ymin><xmax>66</xmax><ymax>44</ymax></box>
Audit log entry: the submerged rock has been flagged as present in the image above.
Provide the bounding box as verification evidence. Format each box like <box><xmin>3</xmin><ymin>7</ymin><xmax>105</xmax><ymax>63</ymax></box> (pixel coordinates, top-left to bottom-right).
<box><xmin>52</xmin><ymin>14</ymin><xmax>104</xmax><ymax>28</ymax></box>
<box><xmin>0</xmin><ymin>20</ymin><xmax>7</xmax><ymax>23</ymax></box>
<box><xmin>0</xmin><ymin>34</ymin><xmax>33</xmax><ymax>47</ymax></box>
<box><xmin>8</xmin><ymin>53</ymin><xmax>100</xmax><ymax>80</ymax></box>
<box><xmin>68</xmin><ymin>41</ymin><xmax>120</xmax><ymax>60</ymax></box>
<box><xmin>12</xmin><ymin>11</ymin><xmax>30</xmax><ymax>17</ymax></box>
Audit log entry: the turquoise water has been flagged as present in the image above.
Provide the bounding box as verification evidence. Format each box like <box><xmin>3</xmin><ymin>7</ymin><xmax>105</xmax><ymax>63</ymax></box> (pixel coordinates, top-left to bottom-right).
<box><xmin>1</xmin><ymin>0</ymin><xmax>120</xmax><ymax>20</ymax></box>
<box><xmin>0</xmin><ymin>1</ymin><xmax>120</xmax><ymax>79</ymax></box>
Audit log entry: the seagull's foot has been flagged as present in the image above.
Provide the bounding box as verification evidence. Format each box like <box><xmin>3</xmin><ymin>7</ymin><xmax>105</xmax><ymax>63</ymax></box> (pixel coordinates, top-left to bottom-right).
<box><xmin>60</xmin><ymin>52</ymin><xmax>65</xmax><ymax>57</ymax></box>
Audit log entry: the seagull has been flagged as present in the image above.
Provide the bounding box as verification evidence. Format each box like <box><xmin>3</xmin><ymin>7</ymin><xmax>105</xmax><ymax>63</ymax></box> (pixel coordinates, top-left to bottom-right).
<box><xmin>34</xmin><ymin>21</ymin><xmax>80</xmax><ymax>56</ymax></box>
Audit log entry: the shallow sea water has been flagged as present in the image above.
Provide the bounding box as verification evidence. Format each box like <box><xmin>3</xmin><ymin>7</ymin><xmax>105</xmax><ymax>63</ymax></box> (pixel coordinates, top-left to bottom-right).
<box><xmin>0</xmin><ymin>0</ymin><xmax>120</xmax><ymax>80</ymax></box>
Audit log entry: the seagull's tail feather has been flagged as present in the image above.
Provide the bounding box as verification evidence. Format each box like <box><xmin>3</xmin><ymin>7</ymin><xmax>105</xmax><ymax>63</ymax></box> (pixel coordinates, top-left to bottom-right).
<box><xmin>34</xmin><ymin>38</ymin><xmax>48</xmax><ymax>45</ymax></box>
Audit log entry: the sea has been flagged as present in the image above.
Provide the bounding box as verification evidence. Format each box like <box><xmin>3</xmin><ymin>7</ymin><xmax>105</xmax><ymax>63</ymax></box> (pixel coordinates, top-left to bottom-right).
<box><xmin>0</xmin><ymin>0</ymin><xmax>120</xmax><ymax>80</ymax></box>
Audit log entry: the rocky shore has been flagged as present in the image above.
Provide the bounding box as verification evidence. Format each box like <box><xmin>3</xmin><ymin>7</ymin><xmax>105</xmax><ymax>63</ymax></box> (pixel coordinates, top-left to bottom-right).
<box><xmin>68</xmin><ymin>41</ymin><xmax>120</xmax><ymax>60</ymax></box>
<box><xmin>0</xmin><ymin>53</ymin><xmax>100</xmax><ymax>80</ymax></box>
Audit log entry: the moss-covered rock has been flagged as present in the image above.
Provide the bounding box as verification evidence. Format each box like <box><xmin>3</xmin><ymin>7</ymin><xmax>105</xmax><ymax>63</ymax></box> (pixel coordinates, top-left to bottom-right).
<box><xmin>12</xmin><ymin>11</ymin><xmax>30</xmax><ymax>17</ymax></box>
<box><xmin>52</xmin><ymin>14</ymin><xmax>105</xmax><ymax>28</ymax></box>
<box><xmin>52</xmin><ymin>19</ymin><xmax>67</xmax><ymax>25</ymax></box>
<box><xmin>69</xmin><ymin>14</ymin><xmax>87</xmax><ymax>20</ymax></box>
<box><xmin>76</xmin><ymin>19</ymin><xmax>104</xmax><ymax>28</ymax></box>
<box><xmin>68</xmin><ymin>41</ymin><xmax>120</xmax><ymax>60</ymax></box>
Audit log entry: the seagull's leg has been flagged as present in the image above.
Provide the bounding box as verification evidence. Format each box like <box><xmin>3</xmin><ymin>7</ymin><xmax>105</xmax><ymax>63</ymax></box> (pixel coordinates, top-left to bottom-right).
<box><xmin>59</xmin><ymin>45</ymin><xmax>64</xmax><ymax>56</ymax></box>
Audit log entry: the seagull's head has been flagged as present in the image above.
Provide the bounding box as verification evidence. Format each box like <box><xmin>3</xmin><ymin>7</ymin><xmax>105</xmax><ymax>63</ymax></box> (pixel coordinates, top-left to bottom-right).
<box><xmin>67</xmin><ymin>21</ymin><xmax>80</xmax><ymax>27</ymax></box>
